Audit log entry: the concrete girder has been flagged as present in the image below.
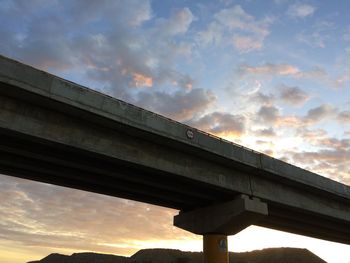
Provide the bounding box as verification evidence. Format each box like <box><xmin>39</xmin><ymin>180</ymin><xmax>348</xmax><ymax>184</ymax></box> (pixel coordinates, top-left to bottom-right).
<box><xmin>0</xmin><ymin>55</ymin><xmax>350</xmax><ymax>245</ymax></box>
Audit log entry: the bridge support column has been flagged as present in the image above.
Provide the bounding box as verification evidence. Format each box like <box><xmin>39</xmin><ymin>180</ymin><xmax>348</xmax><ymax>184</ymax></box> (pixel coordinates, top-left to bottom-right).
<box><xmin>174</xmin><ymin>195</ymin><xmax>268</xmax><ymax>262</ymax></box>
<box><xmin>203</xmin><ymin>234</ymin><xmax>228</xmax><ymax>263</ymax></box>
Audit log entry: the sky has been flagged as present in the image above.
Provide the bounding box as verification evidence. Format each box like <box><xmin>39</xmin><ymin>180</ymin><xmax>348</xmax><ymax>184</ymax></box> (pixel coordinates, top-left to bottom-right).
<box><xmin>0</xmin><ymin>0</ymin><xmax>349</xmax><ymax>262</ymax></box>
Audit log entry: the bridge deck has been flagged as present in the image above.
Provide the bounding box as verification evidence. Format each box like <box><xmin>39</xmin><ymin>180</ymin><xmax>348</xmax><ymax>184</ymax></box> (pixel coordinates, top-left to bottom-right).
<box><xmin>0</xmin><ymin>55</ymin><xmax>350</xmax><ymax>244</ymax></box>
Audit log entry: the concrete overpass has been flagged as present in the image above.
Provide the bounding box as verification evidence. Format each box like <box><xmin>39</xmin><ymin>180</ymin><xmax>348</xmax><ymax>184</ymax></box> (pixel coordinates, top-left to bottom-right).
<box><xmin>0</xmin><ymin>55</ymin><xmax>349</xmax><ymax>262</ymax></box>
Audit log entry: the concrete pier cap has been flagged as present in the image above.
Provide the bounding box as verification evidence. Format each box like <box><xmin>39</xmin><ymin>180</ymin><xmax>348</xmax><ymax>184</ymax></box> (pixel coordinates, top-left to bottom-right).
<box><xmin>174</xmin><ymin>194</ymin><xmax>268</xmax><ymax>263</ymax></box>
<box><xmin>174</xmin><ymin>194</ymin><xmax>268</xmax><ymax>235</ymax></box>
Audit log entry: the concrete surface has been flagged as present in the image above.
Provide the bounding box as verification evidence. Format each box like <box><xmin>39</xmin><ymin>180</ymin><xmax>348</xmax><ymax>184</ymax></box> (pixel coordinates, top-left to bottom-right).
<box><xmin>174</xmin><ymin>194</ymin><xmax>268</xmax><ymax>235</ymax></box>
<box><xmin>0</xmin><ymin>55</ymin><xmax>350</xmax><ymax>244</ymax></box>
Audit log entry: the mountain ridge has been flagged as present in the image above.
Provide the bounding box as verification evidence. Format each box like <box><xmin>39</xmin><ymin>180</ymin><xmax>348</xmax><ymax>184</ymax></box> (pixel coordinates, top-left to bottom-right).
<box><xmin>28</xmin><ymin>247</ymin><xmax>327</xmax><ymax>263</ymax></box>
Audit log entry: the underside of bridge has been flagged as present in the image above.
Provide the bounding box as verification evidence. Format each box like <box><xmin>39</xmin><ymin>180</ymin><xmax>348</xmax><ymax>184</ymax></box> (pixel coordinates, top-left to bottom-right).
<box><xmin>1</xmin><ymin>55</ymin><xmax>350</xmax><ymax>263</ymax></box>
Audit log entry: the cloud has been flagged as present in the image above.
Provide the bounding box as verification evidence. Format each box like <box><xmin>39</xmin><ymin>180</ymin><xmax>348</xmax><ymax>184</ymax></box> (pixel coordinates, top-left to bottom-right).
<box><xmin>253</xmin><ymin>103</ymin><xmax>340</xmax><ymax>130</ymax></box>
<box><xmin>0</xmin><ymin>0</ymin><xmax>153</xmax><ymax>69</ymax></box>
<box><xmin>254</xmin><ymin>104</ymin><xmax>332</xmax><ymax>129</ymax></box>
<box><xmin>257</xmin><ymin>105</ymin><xmax>280</xmax><ymax>124</ymax></box>
<box><xmin>155</xmin><ymin>8</ymin><xmax>194</xmax><ymax>36</ymax></box>
<box><xmin>189</xmin><ymin>112</ymin><xmax>246</xmax><ymax>137</ymax></box>
<box><xmin>287</xmin><ymin>3</ymin><xmax>316</xmax><ymax>18</ymax></box>
<box><xmin>281</xmin><ymin>128</ymin><xmax>350</xmax><ymax>184</ymax></box>
<box><xmin>154</xmin><ymin>71</ymin><xmax>195</xmax><ymax>91</ymax></box>
<box><xmin>0</xmin><ymin>174</ymin><xmax>196</xmax><ymax>255</ymax></box>
<box><xmin>296</xmin><ymin>128</ymin><xmax>327</xmax><ymax>142</ymax></box>
<box><xmin>276</xmin><ymin>115</ymin><xmax>305</xmax><ymax>128</ymax></box>
<box><xmin>296</xmin><ymin>21</ymin><xmax>334</xmax><ymax>48</ymax></box>
<box><xmin>291</xmin><ymin>149</ymin><xmax>350</xmax><ymax>182</ymax></box>
<box><xmin>289</xmin><ymin>141</ymin><xmax>350</xmax><ymax>185</ymax></box>
<box><xmin>132</xmin><ymin>88</ymin><xmax>216</xmax><ymax>121</ymax></box>
<box><xmin>197</xmin><ymin>5</ymin><xmax>272</xmax><ymax>53</ymax></box>
<box><xmin>239</xmin><ymin>63</ymin><xmax>328</xmax><ymax>79</ymax></box>
<box><xmin>253</xmin><ymin>128</ymin><xmax>277</xmax><ymax>137</ymax></box>
<box><xmin>239</xmin><ymin>63</ymin><xmax>300</xmax><ymax>76</ymax></box>
<box><xmin>334</xmin><ymin>73</ymin><xmax>350</xmax><ymax>87</ymax></box>
<box><xmin>337</xmin><ymin>110</ymin><xmax>350</xmax><ymax>123</ymax></box>
<box><xmin>317</xmin><ymin>138</ymin><xmax>350</xmax><ymax>150</ymax></box>
<box><xmin>0</xmin><ymin>0</ymin><xmax>197</xmax><ymax>99</ymax></box>
<box><xmin>304</xmin><ymin>104</ymin><xmax>337</xmax><ymax>123</ymax></box>
<box><xmin>213</xmin><ymin>5</ymin><xmax>272</xmax><ymax>37</ymax></box>
<box><xmin>132</xmin><ymin>73</ymin><xmax>153</xmax><ymax>88</ymax></box>
<box><xmin>69</xmin><ymin>0</ymin><xmax>153</xmax><ymax>27</ymax></box>
<box><xmin>250</xmin><ymin>91</ymin><xmax>275</xmax><ymax>106</ymax></box>
<box><xmin>278</xmin><ymin>84</ymin><xmax>310</xmax><ymax>106</ymax></box>
<box><xmin>237</xmin><ymin>63</ymin><xmax>330</xmax><ymax>88</ymax></box>
<box><xmin>197</xmin><ymin>21</ymin><xmax>223</xmax><ymax>46</ymax></box>
<box><xmin>237</xmin><ymin>62</ymin><xmax>348</xmax><ymax>92</ymax></box>
<box><xmin>296</xmin><ymin>66</ymin><xmax>328</xmax><ymax>79</ymax></box>
<box><xmin>231</xmin><ymin>35</ymin><xmax>264</xmax><ymax>53</ymax></box>
<box><xmin>297</xmin><ymin>128</ymin><xmax>350</xmax><ymax>150</ymax></box>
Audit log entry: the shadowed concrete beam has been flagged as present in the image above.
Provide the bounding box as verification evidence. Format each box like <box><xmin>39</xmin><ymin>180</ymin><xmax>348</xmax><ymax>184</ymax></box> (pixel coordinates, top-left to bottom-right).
<box><xmin>174</xmin><ymin>194</ymin><xmax>268</xmax><ymax>235</ymax></box>
<box><xmin>1</xmin><ymin>55</ymin><xmax>350</xmax><ymax>244</ymax></box>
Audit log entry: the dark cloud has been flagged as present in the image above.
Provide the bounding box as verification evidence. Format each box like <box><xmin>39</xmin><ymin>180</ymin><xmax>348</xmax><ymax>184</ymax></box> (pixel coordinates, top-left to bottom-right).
<box><xmin>250</xmin><ymin>91</ymin><xmax>275</xmax><ymax>106</ymax></box>
<box><xmin>132</xmin><ymin>88</ymin><xmax>216</xmax><ymax>121</ymax></box>
<box><xmin>0</xmin><ymin>0</ymin><xmax>197</xmax><ymax>99</ymax></box>
<box><xmin>189</xmin><ymin>112</ymin><xmax>246</xmax><ymax>136</ymax></box>
<box><xmin>0</xmin><ymin>1</ymin><xmax>74</xmax><ymax>70</ymax></box>
<box><xmin>253</xmin><ymin>128</ymin><xmax>276</xmax><ymax>137</ymax></box>
<box><xmin>278</xmin><ymin>84</ymin><xmax>309</xmax><ymax>106</ymax></box>
<box><xmin>291</xmin><ymin>149</ymin><xmax>350</xmax><ymax>179</ymax></box>
<box><xmin>304</xmin><ymin>104</ymin><xmax>337</xmax><ymax>123</ymax></box>
<box><xmin>69</xmin><ymin>0</ymin><xmax>152</xmax><ymax>27</ymax></box>
<box><xmin>297</xmin><ymin>129</ymin><xmax>350</xmax><ymax>150</ymax></box>
<box><xmin>257</xmin><ymin>105</ymin><xmax>280</xmax><ymax>124</ymax></box>
<box><xmin>315</xmin><ymin>138</ymin><xmax>350</xmax><ymax>150</ymax></box>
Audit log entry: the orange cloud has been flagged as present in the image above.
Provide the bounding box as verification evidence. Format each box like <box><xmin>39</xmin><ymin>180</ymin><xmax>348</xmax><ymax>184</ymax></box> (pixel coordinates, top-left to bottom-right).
<box><xmin>241</xmin><ymin>63</ymin><xmax>300</xmax><ymax>76</ymax></box>
<box><xmin>276</xmin><ymin>116</ymin><xmax>304</xmax><ymax>128</ymax></box>
<box><xmin>239</xmin><ymin>63</ymin><xmax>331</xmax><ymax>84</ymax></box>
<box><xmin>132</xmin><ymin>73</ymin><xmax>153</xmax><ymax>88</ymax></box>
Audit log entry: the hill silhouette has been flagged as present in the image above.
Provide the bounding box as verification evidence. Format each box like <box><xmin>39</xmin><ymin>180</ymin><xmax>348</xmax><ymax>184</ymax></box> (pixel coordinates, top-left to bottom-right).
<box><xmin>28</xmin><ymin>247</ymin><xmax>327</xmax><ymax>263</ymax></box>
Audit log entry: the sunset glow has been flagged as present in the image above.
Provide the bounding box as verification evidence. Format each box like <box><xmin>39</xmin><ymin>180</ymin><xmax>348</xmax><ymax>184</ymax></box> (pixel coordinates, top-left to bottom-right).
<box><xmin>132</xmin><ymin>73</ymin><xmax>153</xmax><ymax>88</ymax></box>
<box><xmin>0</xmin><ymin>0</ymin><xmax>349</xmax><ymax>263</ymax></box>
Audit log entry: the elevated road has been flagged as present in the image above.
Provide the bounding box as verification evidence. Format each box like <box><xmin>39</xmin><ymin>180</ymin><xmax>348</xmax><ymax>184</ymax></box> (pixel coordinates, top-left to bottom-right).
<box><xmin>0</xmin><ymin>55</ymin><xmax>350</xmax><ymax>245</ymax></box>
